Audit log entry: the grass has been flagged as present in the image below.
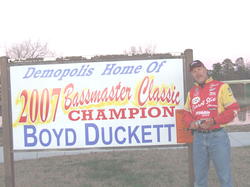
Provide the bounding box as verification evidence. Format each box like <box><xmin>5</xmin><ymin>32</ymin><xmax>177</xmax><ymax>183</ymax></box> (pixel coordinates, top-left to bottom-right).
<box><xmin>0</xmin><ymin>148</ymin><xmax>189</xmax><ymax>187</ymax></box>
<box><xmin>0</xmin><ymin>147</ymin><xmax>250</xmax><ymax>187</ymax></box>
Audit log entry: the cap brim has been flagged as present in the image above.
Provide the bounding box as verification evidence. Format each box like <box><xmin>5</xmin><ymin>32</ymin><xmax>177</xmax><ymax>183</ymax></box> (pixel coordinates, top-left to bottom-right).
<box><xmin>190</xmin><ymin>64</ymin><xmax>205</xmax><ymax>71</ymax></box>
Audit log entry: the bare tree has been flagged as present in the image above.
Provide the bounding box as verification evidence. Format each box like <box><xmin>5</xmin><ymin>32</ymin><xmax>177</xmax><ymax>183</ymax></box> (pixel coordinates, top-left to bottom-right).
<box><xmin>124</xmin><ymin>44</ymin><xmax>156</xmax><ymax>55</ymax></box>
<box><xmin>6</xmin><ymin>40</ymin><xmax>54</xmax><ymax>59</ymax></box>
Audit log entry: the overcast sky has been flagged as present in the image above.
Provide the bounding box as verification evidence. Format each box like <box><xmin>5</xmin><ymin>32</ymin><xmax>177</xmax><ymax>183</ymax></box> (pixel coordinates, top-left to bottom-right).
<box><xmin>0</xmin><ymin>0</ymin><xmax>249</xmax><ymax>68</ymax></box>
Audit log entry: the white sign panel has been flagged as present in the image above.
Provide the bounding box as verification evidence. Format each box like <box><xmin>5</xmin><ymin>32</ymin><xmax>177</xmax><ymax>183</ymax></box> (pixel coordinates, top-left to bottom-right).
<box><xmin>10</xmin><ymin>59</ymin><xmax>184</xmax><ymax>150</ymax></box>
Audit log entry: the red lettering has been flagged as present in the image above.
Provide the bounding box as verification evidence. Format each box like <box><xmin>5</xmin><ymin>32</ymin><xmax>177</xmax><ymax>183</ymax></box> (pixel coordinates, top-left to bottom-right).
<box><xmin>137</xmin><ymin>76</ymin><xmax>180</xmax><ymax>106</ymax></box>
<box><xmin>68</xmin><ymin>110</ymin><xmax>80</xmax><ymax>121</ymax></box>
<box><xmin>63</xmin><ymin>83</ymin><xmax>132</xmax><ymax>110</ymax></box>
<box><xmin>67</xmin><ymin>106</ymin><xmax>175</xmax><ymax>121</ymax></box>
<box><xmin>96</xmin><ymin>109</ymin><xmax>108</xmax><ymax>120</ymax></box>
<box><xmin>162</xmin><ymin>106</ymin><xmax>175</xmax><ymax>117</ymax></box>
<box><xmin>64</xmin><ymin>83</ymin><xmax>74</xmax><ymax>110</ymax></box>
<box><xmin>109</xmin><ymin>108</ymin><xmax>126</xmax><ymax>119</ymax></box>
<box><xmin>148</xmin><ymin>107</ymin><xmax>161</xmax><ymax>118</ymax></box>
<box><xmin>128</xmin><ymin>108</ymin><xmax>140</xmax><ymax>119</ymax></box>
<box><xmin>81</xmin><ymin>110</ymin><xmax>94</xmax><ymax>120</ymax></box>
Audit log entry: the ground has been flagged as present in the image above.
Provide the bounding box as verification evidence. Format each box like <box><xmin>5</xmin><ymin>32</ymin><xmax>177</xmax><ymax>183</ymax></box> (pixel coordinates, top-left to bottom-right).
<box><xmin>0</xmin><ymin>125</ymin><xmax>249</xmax><ymax>186</ymax></box>
<box><xmin>0</xmin><ymin>146</ymin><xmax>250</xmax><ymax>187</ymax></box>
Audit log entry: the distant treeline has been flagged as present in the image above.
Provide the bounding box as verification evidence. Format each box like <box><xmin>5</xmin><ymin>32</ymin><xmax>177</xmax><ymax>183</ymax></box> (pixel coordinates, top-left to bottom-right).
<box><xmin>210</xmin><ymin>57</ymin><xmax>250</xmax><ymax>81</ymax></box>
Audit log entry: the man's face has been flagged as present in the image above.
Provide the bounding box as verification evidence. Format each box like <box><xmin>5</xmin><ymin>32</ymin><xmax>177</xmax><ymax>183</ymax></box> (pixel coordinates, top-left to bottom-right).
<box><xmin>191</xmin><ymin>66</ymin><xmax>208</xmax><ymax>84</ymax></box>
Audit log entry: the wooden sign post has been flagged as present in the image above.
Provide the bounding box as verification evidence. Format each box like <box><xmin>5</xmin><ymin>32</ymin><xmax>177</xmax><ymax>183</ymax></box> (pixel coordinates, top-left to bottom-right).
<box><xmin>0</xmin><ymin>56</ymin><xmax>15</xmax><ymax>187</ymax></box>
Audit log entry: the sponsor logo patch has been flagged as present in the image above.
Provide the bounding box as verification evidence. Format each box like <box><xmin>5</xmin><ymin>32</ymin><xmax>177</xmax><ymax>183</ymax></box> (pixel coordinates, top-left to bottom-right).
<box><xmin>209</xmin><ymin>87</ymin><xmax>216</xmax><ymax>92</ymax></box>
<box><xmin>208</xmin><ymin>108</ymin><xmax>217</xmax><ymax>111</ymax></box>
<box><xmin>195</xmin><ymin>110</ymin><xmax>210</xmax><ymax>116</ymax></box>
<box><xmin>192</xmin><ymin>96</ymin><xmax>200</xmax><ymax>104</ymax></box>
<box><xmin>209</xmin><ymin>92</ymin><xmax>216</xmax><ymax>96</ymax></box>
<box><xmin>210</xmin><ymin>83</ymin><xmax>219</xmax><ymax>87</ymax></box>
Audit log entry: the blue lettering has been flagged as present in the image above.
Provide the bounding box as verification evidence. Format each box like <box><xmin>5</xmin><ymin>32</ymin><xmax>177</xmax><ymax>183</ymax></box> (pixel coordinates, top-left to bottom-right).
<box><xmin>101</xmin><ymin>63</ymin><xmax>143</xmax><ymax>75</ymax></box>
<box><xmin>153</xmin><ymin>124</ymin><xmax>164</xmax><ymax>142</ymax></box>
<box><xmin>164</xmin><ymin>124</ymin><xmax>175</xmax><ymax>141</ymax></box>
<box><xmin>113</xmin><ymin>66</ymin><xmax>121</xmax><ymax>74</ymax></box>
<box><xmin>101</xmin><ymin>127</ymin><xmax>112</xmax><ymax>145</ymax></box>
<box><xmin>115</xmin><ymin>126</ymin><xmax>126</xmax><ymax>144</ymax></box>
<box><xmin>54</xmin><ymin>69</ymin><xmax>62</xmax><ymax>77</ymax></box>
<box><xmin>86</xmin><ymin>68</ymin><xmax>94</xmax><ymax>76</ymax></box>
<box><xmin>24</xmin><ymin>125</ymin><xmax>37</xmax><ymax>147</ymax></box>
<box><xmin>65</xmin><ymin>128</ymin><xmax>76</xmax><ymax>146</ymax></box>
<box><xmin>69</xmin><ymin>69</ymin><xmax>78</xmax><ymax>76</ymax></box>
<box><xmin>134</xmin><ymin>65</ymin><xmax>142</xmax><ymax>73</ymax></box>
<box><xmin>101</xmin><ymin>64</ymin><xmax>116</xmax><ymax>75</ymax></box>
<box><xmin>146</xmin><ymin>61</ymin><xmax>158</xmax><ymax>73</ymax></box>
<box><xmin>77</xmin><ymin>65</ymin><xmax>94</xmax><ymax>76</ymax></box>
<box><xmin>58</xmin><ymin>69</ymin><xmax>70</xmax><ymax>80</ymax></box>
<box><xmin>41</xmin><ymin>69</ymin><xmax>54</xmax><ymax>78</ymax></box>
<box><xmin>22</xmin><ymin>65</ymin><xmax>95</xmax><ymax>81</ymax></box>
<box><xmin>39</xmin><ymin>129</ymin><xmax>51</xmax><ymax>146</ymax></box>
<box><xmin>141</xmin><ymin>125</ymin><xmax>152</xmax><ymax>143</ymax></box>
<box><xmin>33</xmin><ymin>70</ymin><xmax>41</xmax><ymax>78</ymax></box>
<box><xmin>23</xmin><ymin>67</ymin><xmax>35</xmax><ymax>79</ymax></box>
<box><xmin>155</xmin><ymin>61</ymin><xmax>166</xmax><ymax>72</ymax></box>
<box><xmin>52</xmin><ymin>129</ymin><xmax>63</xmax><ymax>146</ymax></box>
<box><xmin>85</xmin><ymin>123</ymin><xmax>99</xmax><ymax>145</ymax></box>
<box><xmin>128</xmin><ymin>126</ymin><xmax>140</xmax><ymax>144</ymax></box>
<box><xmin>24</xmin><ymin>126</ymin><xmax>78</xmax><ymax>147</ymax></box>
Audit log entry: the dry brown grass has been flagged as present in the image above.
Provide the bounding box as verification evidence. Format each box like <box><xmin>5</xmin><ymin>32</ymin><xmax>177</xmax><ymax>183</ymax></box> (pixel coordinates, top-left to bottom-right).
<box><xmin>0</xmin><ymin>146</ymin><xmax>250</xmax><ymax>187</ymax></box>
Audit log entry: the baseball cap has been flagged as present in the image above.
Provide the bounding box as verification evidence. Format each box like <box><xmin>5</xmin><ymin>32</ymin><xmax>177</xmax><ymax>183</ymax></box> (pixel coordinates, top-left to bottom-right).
<box><xmin>189</xmin><ymin>60</ymin><xmax>205</xmax><ymax>71</ymax></box>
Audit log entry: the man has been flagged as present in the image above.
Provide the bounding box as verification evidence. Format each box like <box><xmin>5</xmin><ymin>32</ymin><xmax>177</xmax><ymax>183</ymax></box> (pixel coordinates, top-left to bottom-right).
<box><xmin>184</xmin><ymin>60</ymin><xmax>240</xmax><ymax>187</ymax></box>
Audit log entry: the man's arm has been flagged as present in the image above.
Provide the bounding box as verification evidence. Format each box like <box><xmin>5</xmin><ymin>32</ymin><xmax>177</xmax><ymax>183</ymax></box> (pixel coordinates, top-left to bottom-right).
<box><xmin>214</xmin><ymin>103</ymin><xmax>239</xmax><ymax>125</ymax></box>
<box><xmin>214</xmin><ymin>84</ymin><xmax>240</xmax><ymax>125</ymax></box>
<box><xmin>183</xmin><ymin>92</ymin><xmax>194</xmax><ymax>128</ymax></box>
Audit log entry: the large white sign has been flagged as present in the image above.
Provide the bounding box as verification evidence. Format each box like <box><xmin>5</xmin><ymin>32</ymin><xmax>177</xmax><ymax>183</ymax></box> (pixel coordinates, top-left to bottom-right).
<box><xmin>10</xmin><ymin>59</ymin><xmax>184</xmax><ymax>150</ymax></box>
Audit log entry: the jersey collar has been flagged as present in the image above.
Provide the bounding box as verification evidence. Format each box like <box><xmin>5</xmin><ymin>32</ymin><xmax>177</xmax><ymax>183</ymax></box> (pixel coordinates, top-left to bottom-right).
<box><xmin>194</xmin><ymin>77</ymin><xmax>213</xmax><ymax>86</ymax></box>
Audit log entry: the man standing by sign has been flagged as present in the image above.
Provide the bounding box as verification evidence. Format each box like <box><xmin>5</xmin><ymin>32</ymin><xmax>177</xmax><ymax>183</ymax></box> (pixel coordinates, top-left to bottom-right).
<box><xmin>183</xmin><ymin>60</ymin><xmax>240</xmax><ymax>187</ymax></box>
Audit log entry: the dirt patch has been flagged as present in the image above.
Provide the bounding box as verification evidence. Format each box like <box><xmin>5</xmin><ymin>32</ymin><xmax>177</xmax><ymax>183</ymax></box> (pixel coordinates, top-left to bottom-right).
<box><xmin>0</xmin><ymin>147</ymin><xmax>250</xmax><ymax>187</ymax></box>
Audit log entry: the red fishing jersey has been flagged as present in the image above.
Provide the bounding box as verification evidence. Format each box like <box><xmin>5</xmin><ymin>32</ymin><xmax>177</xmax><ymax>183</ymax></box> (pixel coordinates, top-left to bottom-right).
<box><xmin>184</xmin><ymin>77</ymin><xmax>240</xmax><ymax>130</ymax></box>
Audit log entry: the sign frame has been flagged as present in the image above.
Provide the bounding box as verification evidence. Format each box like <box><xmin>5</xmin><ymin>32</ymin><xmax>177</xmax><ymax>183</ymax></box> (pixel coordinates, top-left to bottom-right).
<box><xmin>0</xmin><ymin>49</ymin><xmax>194</xmax><ymax>187</ymax></box>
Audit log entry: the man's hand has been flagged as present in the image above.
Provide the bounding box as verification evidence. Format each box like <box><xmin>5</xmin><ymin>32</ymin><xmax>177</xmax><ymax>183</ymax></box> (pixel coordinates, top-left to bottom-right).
<box><xmin>199</xmin><ymin>118</ymin><xmax>215</xmax><ymax>129</ymax></box>
<box><xmin>189</xmin><ymin>118</ymin><xmax>215</xmax><ymax>130</ymax></box>
<box><xmin>189</xmin><ymin>120</ymin><xmax>203</xmax><ymax>129</ymax></box>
